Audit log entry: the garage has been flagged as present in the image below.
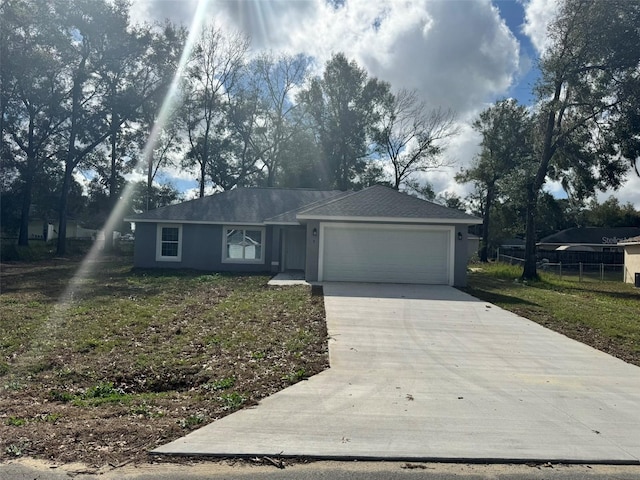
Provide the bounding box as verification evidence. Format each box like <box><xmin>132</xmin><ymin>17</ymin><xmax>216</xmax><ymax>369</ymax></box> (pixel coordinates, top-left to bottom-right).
<box><xmin>319</xmin><ymin>223</ymin><xmax>453</xmax><ymax>284</ymax></box>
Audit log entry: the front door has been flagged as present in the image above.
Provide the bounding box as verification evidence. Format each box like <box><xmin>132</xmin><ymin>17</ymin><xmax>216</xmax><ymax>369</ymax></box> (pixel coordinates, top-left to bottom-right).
<box><xmin>284</xmin><ymin>228</ymin><xmax>307</xmax><ymax>271</ymax></box>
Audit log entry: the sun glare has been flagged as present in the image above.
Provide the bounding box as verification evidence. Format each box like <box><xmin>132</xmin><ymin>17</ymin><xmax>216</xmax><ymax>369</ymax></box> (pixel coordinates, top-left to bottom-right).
<box><xmin>31</xmin><ymin>0</ymin><xmax>214</xmax><ymax>361</ymax></box>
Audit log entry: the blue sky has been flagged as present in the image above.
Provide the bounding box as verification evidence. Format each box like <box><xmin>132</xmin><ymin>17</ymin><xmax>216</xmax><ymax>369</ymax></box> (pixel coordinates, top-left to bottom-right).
<box><xmin>494</xmin><ymin>0</ymin><xmax>539</xmax><ymax>105</ymax></box>
<box><xmin>124</xmin><ymin>0</ymin><xmax>640</xmax><ymax>209</ymax></box>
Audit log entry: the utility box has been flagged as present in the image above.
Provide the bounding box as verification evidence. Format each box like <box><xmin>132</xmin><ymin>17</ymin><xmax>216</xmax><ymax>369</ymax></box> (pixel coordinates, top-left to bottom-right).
<box><xmin>636</xmin><ymin>273</ymin><xmax>640</xmax><ymax>288</ymax></box>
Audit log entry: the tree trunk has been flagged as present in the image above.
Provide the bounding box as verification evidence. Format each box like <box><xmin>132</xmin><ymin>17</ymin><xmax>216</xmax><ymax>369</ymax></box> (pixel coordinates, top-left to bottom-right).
<box><xmin>56</xmin><ymin>164</ymin><xmax>74</xmax><ymax>256</ymax></box>
<box><xmin>104</xmin><ymin>114</ymin><xmax>118</xmax><ymax>253</ymax></box>
<box><xmin>56</xmin><ymin>47</ymin><xmax>86</xmax><ymax>256</ymax></box>
<box><xmin>522</xmin><ymin>187</ymin><xmax>539</xmax><ymax>280</ymax></box>
<box><xmin>267</xmin><ymin>165</ymin><xmax>275</xmax><ymax>187</ymax></box>
<box><xmin>522</xmin><ymin>81</ymin><xmax>561</xmax><ymax>280</ymax></box>
<box><xmin>199</xmin><ymin>162</ymin><xmax>206</xmax><ymax>198</ymax></box>
<box><xmin>17</xmin><ymin>170</ymin><xmax>34</xmax><ymax>246</ymax></box>
<box><xmin>479</xmin><ymin>184</ymin><xmax>493</xmax><ymax>262</ymax></box>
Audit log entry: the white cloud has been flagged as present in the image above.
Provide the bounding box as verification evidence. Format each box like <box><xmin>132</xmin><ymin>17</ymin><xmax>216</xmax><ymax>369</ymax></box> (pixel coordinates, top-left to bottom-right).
<box><xmin>130</xmin><ymin>0</ymin><xmax>199</xmax><ymax>26</ymax></box>
<box><xmin>522</xmin><ymin>0</ymin><xmax>559</xmax><ymax>55</ymax></box>
<box><xmin>197</xmin><ymin>0</ymin><xmax>521</xmax><ymax>117</ymax></box>
<box><xmin>599</xmin><ymin>174</ymin><xmax>640</xmax><ymax>210</ymax></box>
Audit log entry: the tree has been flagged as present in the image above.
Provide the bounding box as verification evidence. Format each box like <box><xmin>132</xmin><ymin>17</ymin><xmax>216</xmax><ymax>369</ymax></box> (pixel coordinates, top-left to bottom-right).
<box><xmin>583</xmin><ymin>196</ymin><xmax>640</xmax><ymax>228</ymax></box>
<box><xmin>52</xmin><ymin>0</ymin><xmax>177</xmax><ymax>255</ymax></box>
<box><xmin>93</xmin><ymin>19</ymin><xmax>159</xmax><ymax>250</ymax></box>
<box><xmin>456</xmin><ymin>99</ymin><xmax>534</xmax><ymax>261</ymax></box>
<box><xmin>1</xmin><ymin>0</ymin><xmax>69</xmax><ymax>246</ymax></box>
<box><xmin>138</xmin><ymin>23</ymin><xmax>186</xmax><ymax>211</ymax></box>
<box><xmin>249</xmin><ymin>52</ymin><xmax>310</xmax><ymax>186</ymax></box>
<box><xmin>437</xmin><ymin>192</ymin><xmax>466</xmax><ymax>211</ymax></box>
<box><xmin>181</xmin><ymin>24</ymin><xmax>249</xmax><ymax>196</ymax></box>
<box><xmin>210</xmin><ymin>81</ymin><xmax>263</xmax><ymax>189</ymax></box>
<box><xmin>298</xmin><ymin>53</ymin><xmax>390</xmax><ymax>190</ymax></box>
<box><xmin>276</xmin><ymin>126</ymin><xmax>326</xmax><ymax>188</ymax></box>
<box><xmin>122</xmin><ymin>180</ymin><xmax>181</xmax><ymax>218</ymax></box>
<box><xmin>374</xmin><ymin>88</ymin><xmax>457</xmax><ymax>189</ymax></box>
<box><xmin>522</xmin><ymin>0</ymin><xmax>640</xmax><ymax>279</ymax></box>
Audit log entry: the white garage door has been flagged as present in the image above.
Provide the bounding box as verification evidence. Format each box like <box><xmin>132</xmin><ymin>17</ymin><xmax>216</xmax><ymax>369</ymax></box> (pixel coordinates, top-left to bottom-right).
<box><xmin>320</xmin><ymin>224</ymin><xmax>452</xmax><ymax>284</ymax></box>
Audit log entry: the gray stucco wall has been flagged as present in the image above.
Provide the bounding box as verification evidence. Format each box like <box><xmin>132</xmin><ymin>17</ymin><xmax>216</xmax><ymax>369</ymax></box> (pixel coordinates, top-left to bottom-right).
<box><xmin>304</xmin><ymin>221</ymin><xmax>321</xmax><ymax>282</ymax></box>
<box><xmin>270</xmin><ymin>226</ymin><xmax>282</xmax><ymax>273</ymax></box>
<box><xmin>133</xmin><ymin>222</ymin><xmax>274</xmax><ymax>273</ymax></box>
<box><xmin>453</xmin><ymin>225</ymin><xmax>468</xmax><ymax>287</ymax></box>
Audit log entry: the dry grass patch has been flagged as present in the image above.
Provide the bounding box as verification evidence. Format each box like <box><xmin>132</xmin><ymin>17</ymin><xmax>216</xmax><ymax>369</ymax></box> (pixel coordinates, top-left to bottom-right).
<box><xmin>0</xmin><ymin>257</ymin><xmax>328</xmax><ymax>466</ymax></box>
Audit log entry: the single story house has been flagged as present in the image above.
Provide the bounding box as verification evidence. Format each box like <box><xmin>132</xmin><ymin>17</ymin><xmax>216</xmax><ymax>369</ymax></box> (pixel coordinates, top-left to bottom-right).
<box><xmin>28</xmin><ymin>220</ymin><xmax>97</xmax><ymax>241</ymax></box>
<box><xmin>499</xmin><ymin>238</ymin><xmax>526</xmax><ymax>250</ymax></box>
<box><xmin>619</xmin><ymin>235</ymin><xmax>640</xmax><ymax>286</ymax></box>
<box><xmin>125</xmin><ymin>185</ymin><xmax>482</xmax><ymax>287</ymax></box>
<box><xmin>538</xmin><ymin>227</ymin><xmax>640</xmax><ymax>252</ymax></box>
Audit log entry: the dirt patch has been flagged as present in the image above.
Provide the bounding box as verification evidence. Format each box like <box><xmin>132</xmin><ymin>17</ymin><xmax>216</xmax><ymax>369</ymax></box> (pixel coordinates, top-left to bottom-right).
<box><xmin>0</xmin><ymin>257</ymin><xmax>329</xmax><ymax>467</ymax></box>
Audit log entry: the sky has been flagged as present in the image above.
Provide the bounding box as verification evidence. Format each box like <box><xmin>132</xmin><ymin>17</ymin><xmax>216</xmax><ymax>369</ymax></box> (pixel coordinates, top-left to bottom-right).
<box><xmin>127</xmin><ymin>0</ymin><xmax>640</xmax><ymax>210</ymax></box>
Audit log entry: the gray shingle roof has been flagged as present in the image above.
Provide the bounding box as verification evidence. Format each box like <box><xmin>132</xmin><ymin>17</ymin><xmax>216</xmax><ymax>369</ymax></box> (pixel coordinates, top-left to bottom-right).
<box><xmin>127</xmin><ymin>188</ymin><xmax>343</xmax><ymax>224</ymax></box>
<box><xmin>539</xmin><ymin>227</ymin><xmax>640</xmax><ymax>245</ymax></box>
<box><xmin>618</xmin><ymin>235</ymin><xmax>640</xmax><ymax>245</ymax></box>
<box><xmin>265</xmin><ymin>191</ymin><xmax>352</xmax><ymax>223</ymax></box>
<box><xmin>297</xmin><ymin>185</ymin><xmax>481</xmax><ymax>223</ymax></box>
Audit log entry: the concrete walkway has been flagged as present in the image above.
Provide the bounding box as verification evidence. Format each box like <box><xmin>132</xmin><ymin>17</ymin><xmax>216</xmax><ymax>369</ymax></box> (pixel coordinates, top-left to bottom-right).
<box><xmin>154</xmin><ymin>284</ymin><xmax>640</xmax><ymax>463</ymax></box>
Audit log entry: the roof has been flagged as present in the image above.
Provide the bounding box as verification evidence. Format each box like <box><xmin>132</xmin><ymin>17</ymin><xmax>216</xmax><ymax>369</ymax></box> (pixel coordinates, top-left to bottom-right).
<box><xmin>619</xmin><ymin>235</ymin><xmax>640</xmax><ymax>246</ymax></box>
<box><xmin>297</xmin><ymin>185</ymin><xmax>481</xmax><ymax>224</ymax></box>
<box><xmin>538</xmin><ymin>227</ymin><xmax>640</xmax><ymax>246</ymax></box>
<box><xmin>500</xmin><ymin>238</ymin><xmax>526</xmax><ymax>247</ymax></box>
<box><xmin>126</xmin><ymin>188</ymin><xmax>343</xmax><ymax>224</ymax></box>
<box><xmin>265</xmin><ymin>191</ymin><xmax>352</xmax><ymax>224</ymax></box>
<box><xmin>125</xmin><ymin>185</ymin><xmax>481</xmax><ymax>226</ymax></box>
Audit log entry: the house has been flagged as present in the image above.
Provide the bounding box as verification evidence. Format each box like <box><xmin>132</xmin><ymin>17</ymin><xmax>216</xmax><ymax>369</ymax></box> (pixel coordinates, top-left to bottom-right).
<box><xmin>27</xmin><ymin>220</ymin><xmax>97</xmax><ymax>241</ymax></box>
<box><xmin>619</xmin><ymin>235</ymin><xmax>640</xmax><ymax>285</ymax></box>
<box><xmin>538</xmin><ymin>227</ymin><xmax>640</xmax><ymax>252</ymax></box>
<box><xmin>500</xmin><ymin>238</ymin><xmax>526</xmax><ymax>250</ymax></box>
<box><xmin>125</xmin><ymin>185</ymin><xmax>482</xmax><ymax>287</ymax></box>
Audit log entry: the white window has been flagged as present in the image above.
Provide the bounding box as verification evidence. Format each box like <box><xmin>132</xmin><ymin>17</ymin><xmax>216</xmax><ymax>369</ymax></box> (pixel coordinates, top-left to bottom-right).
<box><xmin>156</xmin><ymin>224</ymin><xmax>182</xmax><ymax>262</ymax></box>
<box><xmin>223</xmin><ymin>227</ymin><xmax>264</xmax><ymax>263</ymax></box>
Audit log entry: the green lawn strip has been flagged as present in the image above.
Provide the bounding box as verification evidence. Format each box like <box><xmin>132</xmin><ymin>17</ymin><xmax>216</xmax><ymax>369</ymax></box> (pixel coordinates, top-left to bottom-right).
<box><xmin>464</xmin><ymin>263</ymin><xmax>640</xmax><ymax>366</ymax></box>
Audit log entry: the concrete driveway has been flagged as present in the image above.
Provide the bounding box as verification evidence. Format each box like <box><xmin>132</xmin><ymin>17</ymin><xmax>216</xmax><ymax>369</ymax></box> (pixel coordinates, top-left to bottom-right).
<box><xmin>154</xmin><ymin>283</ymin><xmax>640</xmax><ymax>463</ymax></box>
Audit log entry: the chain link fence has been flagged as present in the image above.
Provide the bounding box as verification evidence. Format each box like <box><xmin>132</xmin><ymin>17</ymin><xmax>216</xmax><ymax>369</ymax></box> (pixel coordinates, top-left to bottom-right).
<box><xmin>496</xmin><ymin>253</ymin><xmax>624</xmax><ymax>282</ymax></box>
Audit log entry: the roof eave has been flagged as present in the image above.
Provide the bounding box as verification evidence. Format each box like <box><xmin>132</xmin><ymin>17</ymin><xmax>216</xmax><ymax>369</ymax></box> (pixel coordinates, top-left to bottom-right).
<box><xmin>124</xmin><ymin>218</ymin><xmax>266</xmax><ymax>226</ymax></box>
<box><xmin>295</xmin><ymin>214</ymin><xmax>482</xmax><ymax>225</ymax></box>
<box><xmin>263</xmin><ymin>221</ymin><xmax>301</xmax><ymax>226</ymax></box>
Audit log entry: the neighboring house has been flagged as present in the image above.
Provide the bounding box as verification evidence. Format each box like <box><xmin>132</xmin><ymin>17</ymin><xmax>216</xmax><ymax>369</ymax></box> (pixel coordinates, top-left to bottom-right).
<box><xmin>619</xmin><ymin>235</ymin><xmax>640</xmax><ymax>285</ymax></box>
<box><xmin>27</xmin><ymin>220</ymin><xmax>97</xmax><ymax>241</ymax></box>
<box><xmin>500</xmin><ymin>238</ymin><xmax>526</xmax><ymax>250</ymax></box>
<box><xmin>125</xmin><ymin>185</ymin><xmax>482</xmax><ymax>287</ymax></box>
<box><xmin>538</xmin><ymin>227</ymin><xmax>640</xmax><ymax>252</ymax></box>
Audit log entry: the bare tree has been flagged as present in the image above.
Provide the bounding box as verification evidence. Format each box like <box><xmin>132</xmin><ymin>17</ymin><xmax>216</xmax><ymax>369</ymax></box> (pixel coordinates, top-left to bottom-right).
<box><xmin>181</xmin><ymin>24</ymin><xmax>249</xmax><ymax>196</ymax></box>
<box><xmin>374</xmin><ymin>89</ymin><xmax>457</xmax><ymax>189</ymax></box>
<box><xmin>250</xmin><ymin>52</ymin><xmax>310</xmax><ymax>186</ymax></box>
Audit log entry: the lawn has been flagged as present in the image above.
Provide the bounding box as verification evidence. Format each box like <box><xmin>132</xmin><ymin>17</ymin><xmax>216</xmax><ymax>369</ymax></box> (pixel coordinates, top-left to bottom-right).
<box><xmin>464</xmin><ymin>263</ymin><xmax>640</xmax><ymax>367</ymax></box>
<box><xmin>0</xmin><ymin>256</ymin><xmax>328</xmax><ymax>466</ymax></box>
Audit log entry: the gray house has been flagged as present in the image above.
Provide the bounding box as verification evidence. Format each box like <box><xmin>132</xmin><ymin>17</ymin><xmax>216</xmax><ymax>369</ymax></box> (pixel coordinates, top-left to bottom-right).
<box><xmin>126</xmin><ymin>185</ymin><xmax>482</xmax><ymax>286</ymax></box>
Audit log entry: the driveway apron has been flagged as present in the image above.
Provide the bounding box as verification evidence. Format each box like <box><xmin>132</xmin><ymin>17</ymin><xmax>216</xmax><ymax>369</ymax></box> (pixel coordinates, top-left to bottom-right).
<box><xmin>154</xmin><ymin>283</ymin><xmax>640</xmax><ymax>462</ymax></box>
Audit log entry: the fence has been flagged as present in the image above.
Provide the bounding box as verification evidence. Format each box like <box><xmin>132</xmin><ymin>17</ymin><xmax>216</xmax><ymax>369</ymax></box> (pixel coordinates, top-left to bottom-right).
<box><xmin>497</xmin><ymin>247</ymin><xmax>624</xmax><ymax>265</ymax></box>
<box><xmin>496</xmin><ymin>252</ymin><xmax>624</xmax><ymax>282</ymax></box>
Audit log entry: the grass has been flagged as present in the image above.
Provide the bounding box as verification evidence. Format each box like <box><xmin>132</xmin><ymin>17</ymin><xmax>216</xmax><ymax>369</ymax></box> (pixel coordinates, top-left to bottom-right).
<box><xmin>0</xmin><ymin>255</ymin><xmax>328</xmax><ymax>465</ymax></box>
<box><xmin>464</xmin><ymin>262</ymin><xmax>640</xmax><ymax>366</ymax></box>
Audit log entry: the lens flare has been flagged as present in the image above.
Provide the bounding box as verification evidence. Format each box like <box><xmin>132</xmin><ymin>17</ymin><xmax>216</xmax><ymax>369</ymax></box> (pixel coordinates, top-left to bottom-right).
<box><xmin>22</xmin><ymin>0</ymin><xmax>213</xmax><ymax>366</ymax></box>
